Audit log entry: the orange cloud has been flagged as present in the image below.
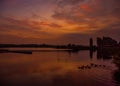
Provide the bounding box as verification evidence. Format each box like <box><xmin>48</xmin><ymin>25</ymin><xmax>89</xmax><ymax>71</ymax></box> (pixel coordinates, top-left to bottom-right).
<box><xmin>0</xmin><ymin>16</ymin><xmax>67</xmax><ymax>40</ymax></box>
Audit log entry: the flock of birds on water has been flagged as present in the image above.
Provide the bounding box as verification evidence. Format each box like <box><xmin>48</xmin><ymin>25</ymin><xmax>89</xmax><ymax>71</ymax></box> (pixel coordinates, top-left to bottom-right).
<box><xmin>78</xmin><ymin>63</ymin><xmax>106</xmax><ymax>70</ymax></box>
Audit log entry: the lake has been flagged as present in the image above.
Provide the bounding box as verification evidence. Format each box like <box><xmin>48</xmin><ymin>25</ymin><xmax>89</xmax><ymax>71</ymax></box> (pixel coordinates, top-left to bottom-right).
<box><xmin>0</xmin><ymin>48</ymin><xmax>120</xmax><ymax>86</ymax></box>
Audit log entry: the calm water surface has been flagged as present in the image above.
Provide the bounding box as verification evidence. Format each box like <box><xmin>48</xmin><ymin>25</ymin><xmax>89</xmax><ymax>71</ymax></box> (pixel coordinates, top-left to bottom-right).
<box><xmin>0</xmin><ymin>48</ymin><xmax>120</xmax><ymax>86</ymax></box>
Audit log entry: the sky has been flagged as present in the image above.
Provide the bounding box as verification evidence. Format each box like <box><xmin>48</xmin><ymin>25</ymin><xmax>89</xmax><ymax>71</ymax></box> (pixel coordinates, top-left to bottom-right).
<box><xmin>0</xmin><ymin>0</ymin><xmax>120</xmax><ymax>45</ymax></box>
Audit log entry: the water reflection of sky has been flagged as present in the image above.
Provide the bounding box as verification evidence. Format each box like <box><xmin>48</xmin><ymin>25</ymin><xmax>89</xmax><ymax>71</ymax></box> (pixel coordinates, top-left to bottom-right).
<box><xmin>0</xmin><ymin>49</ymin><xmax>119</xmax><ymax>86</ymax></box>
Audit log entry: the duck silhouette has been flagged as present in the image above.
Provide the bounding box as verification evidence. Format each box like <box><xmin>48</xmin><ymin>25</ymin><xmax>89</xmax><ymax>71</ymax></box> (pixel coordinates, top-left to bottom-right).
<box><xmin>90</xmin><ymin>63</ymin><xmax>94</xmax><ymax>66</ymax></box>
<box><xmin>86</xmin><ymin>65</ymin><xmax>91</xmax><ymax>69</ymax></box>
<box><xmin>78</xmin><ymin>63</ymin><xmax>106</xmax><ymax>70</ymax></box>
<box><xmin>78</xmin><ymin>66</ymin><xmax>85</xmax><ymax>69</ymax></box>
<box><xmin>99</xmin><ymin>65</ymin><xmax>102</xmax><ymax>67</ymax></box>
<box><xmin>103</xmin><ymin>65</ymin><xmax>106</xmax><ymax>67</ymax></box>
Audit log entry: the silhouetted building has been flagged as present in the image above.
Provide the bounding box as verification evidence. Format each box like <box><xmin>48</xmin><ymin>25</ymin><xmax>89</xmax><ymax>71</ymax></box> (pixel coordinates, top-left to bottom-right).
<box><xmin>97</xmin><ymin>37</ymin><xmax>103</xmax><ymax>48</ymax></box>
<box><xmin>103</xmin><ymin>37</ymin><xmax>117</xmax><ymax>47</ymax></box>
<box><xmin>97</xmin><ymin>37</ymin><xmax>118</xmax><ymax>48</ymax></box>
<box><xmin>90</xmin><ymin>38</ymin><xmax>93</xmax><ymax>48</ymax></box>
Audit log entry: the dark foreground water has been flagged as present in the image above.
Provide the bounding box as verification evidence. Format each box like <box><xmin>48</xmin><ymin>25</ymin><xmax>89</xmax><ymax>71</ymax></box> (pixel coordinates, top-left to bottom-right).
<box><xmin>0</xmin><ymin>48</ymin><xmax>120</xmax><ymax>86</ymax></box>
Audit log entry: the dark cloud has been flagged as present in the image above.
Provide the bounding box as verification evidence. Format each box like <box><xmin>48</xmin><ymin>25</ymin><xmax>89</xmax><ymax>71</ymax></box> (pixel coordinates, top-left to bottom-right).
<box><xmin>57</xmin><ymin>0</ymin><xmax>85</xmax><ymax>7</ymax></box>
<box><xmin>52</xmin><ymin>0</ymin><xmax>87</xmax><ymax>24</ymax></box>
<box><xmin>53</xmin><ymin>0</ymin><xmax>120</xmax><ymax>23</ymax></box>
